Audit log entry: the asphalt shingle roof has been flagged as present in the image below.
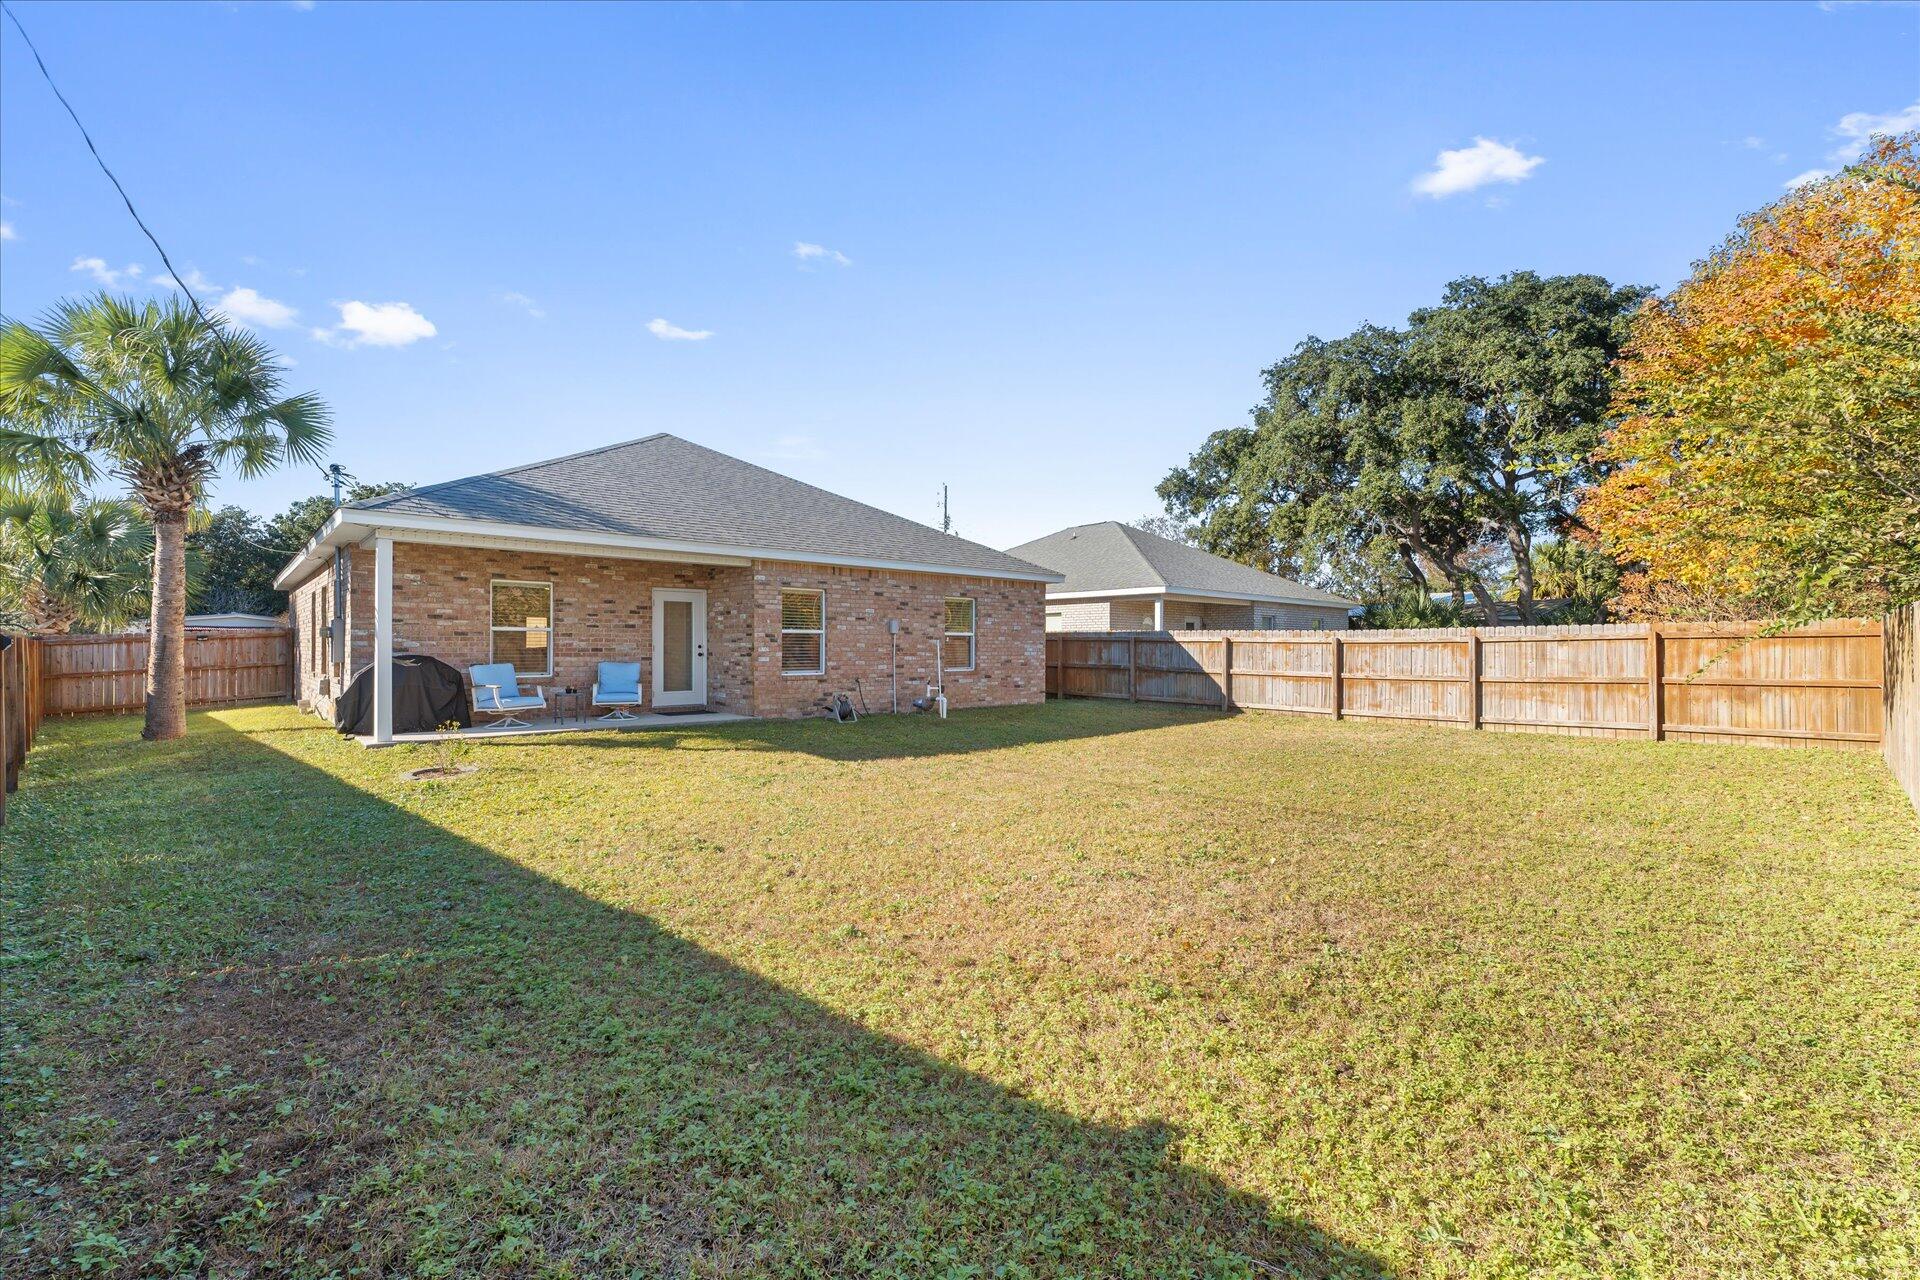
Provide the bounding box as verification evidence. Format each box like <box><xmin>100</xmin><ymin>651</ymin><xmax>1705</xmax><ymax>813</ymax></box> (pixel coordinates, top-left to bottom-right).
<box><xmin>351</xmin><ymin>434</ymin><xmax>1055</xmax><ymax>579</ymax></box>
<box><xmin>1006</xmin><ymin>522</ymin><xmax>1358</xmax><ymax>607</ymax></box>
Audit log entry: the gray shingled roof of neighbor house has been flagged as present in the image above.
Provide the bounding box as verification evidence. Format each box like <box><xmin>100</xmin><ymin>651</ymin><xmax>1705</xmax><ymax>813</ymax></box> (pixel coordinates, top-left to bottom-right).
<box><xmin>1006</xmin><ymin>521</ymin><xmax>1359</xmax><ymax>607</ymax></box>
<box><xmin>343</xmin><ymin>433</ymin><xmax>1055</xmax><ymax>580</ymax></box>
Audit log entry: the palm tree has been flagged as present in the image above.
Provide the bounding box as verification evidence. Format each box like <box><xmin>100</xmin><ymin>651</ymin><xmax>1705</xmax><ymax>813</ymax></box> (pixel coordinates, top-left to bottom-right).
<box><xmin>0</xmin><ymin>294</ymin><xmax>330</xmax><ymax>740</ymax></box>
<box><xmin>0</xmin><ymin>489</ymin><xmax>155</xmax><ymax>633</ymax></box>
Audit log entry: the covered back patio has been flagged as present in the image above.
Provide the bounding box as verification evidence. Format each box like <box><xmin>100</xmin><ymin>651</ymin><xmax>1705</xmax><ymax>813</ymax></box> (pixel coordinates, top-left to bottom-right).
<box><xmin>288</xmin><ymin>515</ymin><xmax>764</xmax><ymax>744</ymax></box>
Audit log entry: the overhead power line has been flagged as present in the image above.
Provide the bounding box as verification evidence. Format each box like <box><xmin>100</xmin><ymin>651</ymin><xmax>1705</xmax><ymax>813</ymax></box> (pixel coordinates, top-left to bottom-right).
<box><xmin>1</xmin><ymin>1</ymin><xmax>214</xmax><ymax>329</ymax></box>
<box><xmin>4</xmin><ymin>5</ymin><xmax>352</xmax><ymax>498</ymax></box>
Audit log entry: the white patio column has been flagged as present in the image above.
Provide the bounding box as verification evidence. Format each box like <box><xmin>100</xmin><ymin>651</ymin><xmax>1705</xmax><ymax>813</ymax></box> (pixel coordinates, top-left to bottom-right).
<box><xmin>1152</xmin><ymin>596</ymin><xmax>1165</xmax><ymax>631</ymax></box>
<box><xmin>372</xmin><ymin>534</ymin><xmax>394</xmax><ymax>745</ymax></box>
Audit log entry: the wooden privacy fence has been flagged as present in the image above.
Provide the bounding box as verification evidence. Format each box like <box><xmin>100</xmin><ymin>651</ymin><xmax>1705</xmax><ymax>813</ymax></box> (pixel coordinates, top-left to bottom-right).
<box><xmin>1</xmin><ymin>634</ymin><xmax>48</xmax><ymax>825</ymax></box>
<box><xmin>38</xmin><ymin>627</ymin><xmax>294</xmax><ymax>716</ymax></box>
<box><xmin>1047</xmin><ymin>619</ymin><xmax>1884</xmax><ymax>751</ymax></box>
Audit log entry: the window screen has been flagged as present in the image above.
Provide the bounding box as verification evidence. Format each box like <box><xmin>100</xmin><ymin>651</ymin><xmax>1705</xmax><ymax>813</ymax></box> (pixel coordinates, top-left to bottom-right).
<box><xmin>942</xmin><ymin>597</ymin><xmax>975</xmax><ymax>672</ymax></box>
<box><xmin>781</xmin><ymin>589</ymin><xmax>825</xmax><ymax>674</ymax></box>
<box><xmin>491</xmin><ymin>581</ymin><xmax>553</xmax><ymax>677</ymax></box>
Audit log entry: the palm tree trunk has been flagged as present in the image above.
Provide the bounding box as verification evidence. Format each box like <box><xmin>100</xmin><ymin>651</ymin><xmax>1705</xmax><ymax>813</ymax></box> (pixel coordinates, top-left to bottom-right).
<box><xmin>143</xmin><ymin>511</ymin><xmax>189</xmax><ymax>741</ymax></box>
<box><xmin>21</xmin><ymin>583</ymin><xmax>77</xmax><ymax>634</ymax></box>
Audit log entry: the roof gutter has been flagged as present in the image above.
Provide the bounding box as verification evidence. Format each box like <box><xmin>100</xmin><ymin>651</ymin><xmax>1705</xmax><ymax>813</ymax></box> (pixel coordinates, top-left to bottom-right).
<box><xmin>274</xmin><ymin>508</ymin><xmax>1063</xmax><ymax>590</ymax></box>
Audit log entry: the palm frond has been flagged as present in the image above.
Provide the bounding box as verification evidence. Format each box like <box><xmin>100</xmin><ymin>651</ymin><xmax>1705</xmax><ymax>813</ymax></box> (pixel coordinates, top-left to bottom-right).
<box><xmin>1</xmin><ymin>292</ymin><xmax>330</xmax><ymax>521</ymax></box>
<box><xmin>0</xmin><ymin>426</ymin><xmax>99</xmax><ymax>496</ymax></box>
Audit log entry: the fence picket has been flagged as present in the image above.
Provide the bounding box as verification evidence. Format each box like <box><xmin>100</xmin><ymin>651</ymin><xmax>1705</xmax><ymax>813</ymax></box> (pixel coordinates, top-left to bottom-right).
<box><xmin>1046</xmin><ymin>620</ymin><xmax>1884</xmax><ymax>751</ymax></box>
<box><xmin>37</xmin><ymin>628</ymin><xmax>293</xmax><ymax>716</ymax></box>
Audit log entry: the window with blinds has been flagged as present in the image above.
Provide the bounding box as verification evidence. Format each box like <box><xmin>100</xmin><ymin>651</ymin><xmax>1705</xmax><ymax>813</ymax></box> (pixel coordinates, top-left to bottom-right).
<box><xmin>780</xmin><ymin>588</ymin><xmax>825</xmax><ymax>674</ymax></box>
<box><xmin>942</xmin><ymin>597</ymin><xmax>976</xmax><ymax>672</ymax></box>
<box><xmin>490</xmin><ymin>581</ymin><xmax>553</xmax><ymax>677</ymax></box>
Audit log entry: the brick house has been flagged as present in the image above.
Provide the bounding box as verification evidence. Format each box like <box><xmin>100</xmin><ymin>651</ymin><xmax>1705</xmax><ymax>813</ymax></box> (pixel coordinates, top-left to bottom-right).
<box><xmin>1007</xmin><ymin>522</ymin><xmax>1357</xmax><ymax>632</ymax></box>
<box><xmin>275</xmin><ymin>434</ymin><xmax>1059</xmax><ymax>741</ymax></box>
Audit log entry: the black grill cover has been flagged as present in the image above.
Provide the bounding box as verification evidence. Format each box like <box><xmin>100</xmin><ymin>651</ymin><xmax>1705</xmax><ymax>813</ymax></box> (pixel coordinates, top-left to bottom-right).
<box><xmin>332</xmin><ymin>655</ymin><xmax>472</xmax><ymax>735</ymax></box>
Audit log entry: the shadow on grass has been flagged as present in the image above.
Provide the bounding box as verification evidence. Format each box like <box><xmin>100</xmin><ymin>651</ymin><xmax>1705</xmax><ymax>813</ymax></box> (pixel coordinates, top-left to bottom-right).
<box><xmin>6</xmin><ymin>711</ymin><xmax>1392</xmax><ymax>1277</ymax></box>
<box><xmin>464</xmin><ymin>697</ymin><xmax>1232</xmax><ymax>764</ymax></box>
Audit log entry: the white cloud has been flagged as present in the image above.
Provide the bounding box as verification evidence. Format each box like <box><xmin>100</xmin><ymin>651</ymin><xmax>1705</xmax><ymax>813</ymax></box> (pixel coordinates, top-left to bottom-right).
<box><xmin>647</xmin><ymin>317</ymin><xmax>712</xmax><ymax>341</ymax></box>
<box><xmin>499</xmin><ymin>291</ymin><xmax>546</xmax><ymax>320</ymax></box>
<box><xmin>1831</xmin><ymin>100</ymin><xmax>1920</xmax><ymax>162</ymax></box>
<box><xmin>793</xmin><ymin>241</ymin><xmax>851</xmax><ymax>267</ymax></box>
<box><xmin>0</xmin><ymin>221</ymin><xmax>14</xmax><ymax>241</ymax></box>
<box><xmin>215</xmin><ymin>286</ymin><xmax>299</xmax><ymax>329</ymax></box>
<box><xmin>70</xmin><ymin>256</ymin><xmax>143</xmax><ymax>286</ymax></box>
<box><xmin>1412</xmin><ymin>137</ymin><xmax>1545</xmax><ymax>198</ymax></box>
<box><xmin>154</xmin><ymin>266</ymin><xmax>221</xmax><ymax>294</ymax></box>
<box><xmin>1782</xmin><ymin>99</ymin><xmax>1920</xmax><ymax>191</ymax></box>
<box><xmin>314</xmin><ymin>300</ymin><xmax>438</xmax><ymax>348</ymax></box>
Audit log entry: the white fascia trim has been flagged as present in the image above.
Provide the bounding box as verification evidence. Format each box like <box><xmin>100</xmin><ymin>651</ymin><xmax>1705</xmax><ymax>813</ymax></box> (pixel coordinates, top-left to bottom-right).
<box><xmin>1044</xmin><ymin>587</ymin><xmax>1169</xmax><ymax>601</ymax></box>
<box><xmin>372</xmin><ymin>525</ymin><xmax>752</xmax><ymax>568</ymax></box>
<box><xmin>274</xmin><ymin>509</ymin><xmax>1064</xmax><ymax>589</ymax></box>
<box><xmin>273</xmin><ymin>509</ymin><xmax>349</xmax><ymax>590</ymax></box>
<box><xmin>1045</xmin><ymin>585</ymin><xmax>1358</xmax><ymax>608</ymax></box>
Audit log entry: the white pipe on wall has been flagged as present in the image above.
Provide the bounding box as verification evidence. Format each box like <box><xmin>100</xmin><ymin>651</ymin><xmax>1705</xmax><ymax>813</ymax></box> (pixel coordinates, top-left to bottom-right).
<box><xmin>372</xmin><ymin>535</ymin><xmax>394</xmax><ymax>745</ymax></box>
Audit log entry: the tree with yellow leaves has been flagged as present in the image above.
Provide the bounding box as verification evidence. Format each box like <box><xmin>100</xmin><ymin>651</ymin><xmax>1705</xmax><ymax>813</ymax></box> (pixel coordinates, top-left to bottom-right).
<box><xmin>1584</xmin><ymin>133</ymin><xmax>1920</xmax><ymax>620</ymax></box>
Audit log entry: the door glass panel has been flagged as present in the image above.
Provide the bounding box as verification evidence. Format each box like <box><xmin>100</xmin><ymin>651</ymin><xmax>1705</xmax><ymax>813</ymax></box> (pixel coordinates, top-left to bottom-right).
<box><xmin>662</xmin><ymin>599</ymin><xmax>693</xmax><ymax>692</ymax></box>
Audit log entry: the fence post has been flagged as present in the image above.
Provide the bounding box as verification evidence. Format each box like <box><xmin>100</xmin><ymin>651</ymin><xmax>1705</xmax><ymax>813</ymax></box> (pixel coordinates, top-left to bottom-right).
<box><xmin>1221</xmin><ymin>635</ymin><xmax>1233</xmax><ymax>709</ymax></box>
<box><xmin>1647</xmin><ymin>624</ymin><xmax>1664</xmax><ymax>740</ymax></box>
<box><xmin>1466</xmin><ymin>633</ymin><xmax>1482</xmax><ymax>729</ymax></box>
<box><xmin>1128</xmin><ymin>635</ymin><xmax>1138</xmax><ymax>702</ymax></box>
<box><xmin>1330</xmin><ymin>633</ymin><xmax>1344</xmax><ymax>720</ymax></box>
<box><xmin>2</xmin><ymin>639</ymin><xmax>11</xmax><ymax>824</ymax></box>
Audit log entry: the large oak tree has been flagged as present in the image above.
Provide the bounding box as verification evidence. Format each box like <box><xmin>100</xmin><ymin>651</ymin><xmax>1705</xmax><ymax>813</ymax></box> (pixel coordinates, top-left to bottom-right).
<box><xmin>1159</xmin><ymin>272</ymin><xmax>1645</xmax><ymax>622</ymax></box>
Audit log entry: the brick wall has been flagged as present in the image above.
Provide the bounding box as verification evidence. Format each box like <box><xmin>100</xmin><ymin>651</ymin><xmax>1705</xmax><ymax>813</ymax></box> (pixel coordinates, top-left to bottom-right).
<box><xmin>287</xmin><ymin>542</ymin><xmax>1047</xmax><ymax>720</ymax></box>
<box><xmin>288</xmin><ymin>547</ymin><xmax>377</xmax><ymax>714</ymax></box>
<box><xmin>287</xmin><ymin>550</ymin><xmax>359</xmax><ymax>712</ymax></box>
<box><xmin>749</xmin><ymin>560</ymin><xmax>1046</xmax><ymax>718</ymax></box>
<box><xmin>383</xmin><ymin>545</ymin><xmax>757</xmax><ymax>710</ymax></box>
<box><xmin>1046</xmin><ymin>600</ymin><xmax>1111</xmax><ymax>632</ymax></box>
<box><xmin>1249</xmin><ymin>602</ymin><xmax>1349</xmax><ymax>630</ymax></box>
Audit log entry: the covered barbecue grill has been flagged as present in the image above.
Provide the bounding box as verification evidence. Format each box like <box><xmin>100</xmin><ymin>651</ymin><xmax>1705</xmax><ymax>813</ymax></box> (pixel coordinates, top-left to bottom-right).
<box><xmin>332</xmin><ymin>655</ymin><xmax>471</xmax><ymax>736</ymax></box>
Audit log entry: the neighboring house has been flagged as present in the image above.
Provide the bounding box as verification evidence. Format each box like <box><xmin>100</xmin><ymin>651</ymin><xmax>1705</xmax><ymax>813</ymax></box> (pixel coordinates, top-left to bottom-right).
<box><xmin>1008</xmin><ymin>522</ymin><xmax>1357</xmax><ymax>632</ymax></box>
<box><xmin>275</xmin><ymin>434</ymin><xmax>1059</xmax><ymax>741</ymax></box>
<box><xmin>131</xmin><ymin>612</ymin><xmax>286</xmax><ymax>631</ymax></box>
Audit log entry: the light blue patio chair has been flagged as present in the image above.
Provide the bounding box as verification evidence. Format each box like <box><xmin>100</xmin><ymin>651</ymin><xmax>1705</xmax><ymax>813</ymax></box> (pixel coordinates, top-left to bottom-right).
<box><xmin>592</xmin><ymin>661</ymin><xmax>644</xmax><ymax>720</ymax></box>
<box><xmin>470</xmin><ymin>662</ymin><xmax>546</xmax><ymax>728</ymax></box>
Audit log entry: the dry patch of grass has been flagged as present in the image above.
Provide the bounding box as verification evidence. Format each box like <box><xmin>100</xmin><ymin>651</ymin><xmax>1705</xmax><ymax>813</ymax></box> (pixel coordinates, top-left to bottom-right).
<box><xmin>3</xmin><ymin>702</ymin><xmax>1916</xmax><ymax>1277</ymax></box>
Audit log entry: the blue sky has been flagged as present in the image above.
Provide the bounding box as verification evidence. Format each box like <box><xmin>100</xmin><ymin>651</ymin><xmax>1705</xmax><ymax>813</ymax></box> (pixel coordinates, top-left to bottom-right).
<box><xmin>2</xmin><ymin>1</ymin><xmax>1916</xmax><ymax>551</ymax></box>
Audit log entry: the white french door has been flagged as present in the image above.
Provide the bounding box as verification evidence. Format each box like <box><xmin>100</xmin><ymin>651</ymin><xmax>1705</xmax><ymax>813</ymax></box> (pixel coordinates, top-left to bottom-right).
<box><xmin>651</xmin><ymin>588</ymin><xmax>708</xmax><ymax>707</ymax></box>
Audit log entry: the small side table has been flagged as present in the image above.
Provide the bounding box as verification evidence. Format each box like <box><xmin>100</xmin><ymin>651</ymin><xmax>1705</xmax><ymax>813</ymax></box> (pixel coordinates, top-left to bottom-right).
<box><xmin>549</xmin><ymin>687</ymin><xmax>585</xmax><ymax>724</ymax></box>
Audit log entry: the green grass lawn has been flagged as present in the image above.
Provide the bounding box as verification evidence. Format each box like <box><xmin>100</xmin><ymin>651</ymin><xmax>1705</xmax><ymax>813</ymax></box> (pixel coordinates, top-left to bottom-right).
<box><xmin>3</xmin><ymin>702</ymin><xmax>1917</xmax><ymax>1278</ymax></box>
